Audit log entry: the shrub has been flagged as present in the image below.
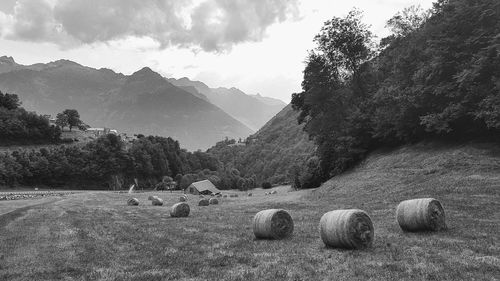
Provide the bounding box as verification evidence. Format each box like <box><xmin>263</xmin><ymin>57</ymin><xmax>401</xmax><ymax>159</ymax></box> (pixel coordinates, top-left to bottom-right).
<box><xmin>261</xmin><ymin>182</ymin><xmax>272</xmax><ymax>189</ymax></box>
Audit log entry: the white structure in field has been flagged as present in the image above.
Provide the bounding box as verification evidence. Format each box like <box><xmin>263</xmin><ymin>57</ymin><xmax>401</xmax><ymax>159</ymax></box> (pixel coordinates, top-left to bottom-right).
<box><xmin>185</xmin><ymin>180</ymin><xmax>220</xmax><ymax>195</ymax></box>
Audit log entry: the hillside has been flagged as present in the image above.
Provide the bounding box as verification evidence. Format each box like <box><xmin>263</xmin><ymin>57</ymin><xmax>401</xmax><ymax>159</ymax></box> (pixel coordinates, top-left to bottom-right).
<box><xmin>168</xmin><ymin>77</ymin><xmax>286</xmax><ymax>131</ymax></box>
<box><xmin>208</xmin><ymin>104</ymin><xmax>316</xmax><ymax>185</ymax></box>
<box><xmin>0</xmin><ymin>58</ymin><xmax>252</xmax><ymax>150</ymax></box>
<box><xmin>313</xmin><ymin>142</ymin><xmax>500</xmax><ymax>201</ymax></box>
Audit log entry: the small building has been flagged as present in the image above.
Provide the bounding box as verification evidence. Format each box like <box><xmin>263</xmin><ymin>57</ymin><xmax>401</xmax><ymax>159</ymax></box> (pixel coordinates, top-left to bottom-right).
<box><xmin>185</xmin><ymin>180</ymin><xmax>220</xmax><ymax>195</ymax></box>
<box><xmin>86</xmin><ymin>128</ymin><xmax>118</xmax><ymax>137</ymax></box>
<box><xmin>42</xmin><ymin>114</ymin><xmax>56</xmax><ymax>125</ymax></box>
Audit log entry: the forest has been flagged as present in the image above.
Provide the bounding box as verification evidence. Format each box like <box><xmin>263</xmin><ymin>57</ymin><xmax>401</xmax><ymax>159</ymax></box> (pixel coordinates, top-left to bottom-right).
<box><xmin>291</xmin><ymin>0</ymin><xmax>500</xmax><ymax>186</ymax></box>
<box><xmin>206</xmin><ymin>105</ymin><xmax>318</xmax><ymax>188</ymax></box>
<box><xmin>0</xmin><ymin>132</ymin><xmax>241</xmax><ymax>189</ymax></box>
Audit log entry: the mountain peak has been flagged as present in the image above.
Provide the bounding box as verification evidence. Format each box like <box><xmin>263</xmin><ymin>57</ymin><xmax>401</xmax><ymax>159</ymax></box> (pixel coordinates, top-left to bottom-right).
<box><xmin>51</xmin><ymin>59</ymin><xmax>81</xmax><ymax>67</ymax></box>
<box><xmin>131</xmin><ymin>67</ymin><xmax>163</xmax><ymax>78</ymax></box>
<box><xmin>0</xmin><ymin>56</ymin><xmax>16</xmax><ymax>65</ymax></box>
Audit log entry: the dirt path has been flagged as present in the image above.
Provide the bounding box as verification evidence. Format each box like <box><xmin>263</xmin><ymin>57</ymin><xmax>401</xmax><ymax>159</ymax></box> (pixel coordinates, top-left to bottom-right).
<box><xmin>0</xmin><ymin>196</ymin><xmax>66</xmax><ymax>217</ymax></box>
<box><xmin>0</xmin><ymin>197</ymin><xmax>63</xmax><ymax>229</ymax></box>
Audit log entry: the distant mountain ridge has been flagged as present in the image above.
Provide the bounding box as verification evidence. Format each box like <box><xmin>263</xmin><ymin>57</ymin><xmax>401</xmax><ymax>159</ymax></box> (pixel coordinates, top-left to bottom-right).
<box><xmin>168</xmin><ymin>77</ymin><xmax>286</xmax><ymax>131</ymax></box>
<box><xmin>0</xmin><ymin>56</ymin><xmax>252</xmax><ymax>150</ymax></box>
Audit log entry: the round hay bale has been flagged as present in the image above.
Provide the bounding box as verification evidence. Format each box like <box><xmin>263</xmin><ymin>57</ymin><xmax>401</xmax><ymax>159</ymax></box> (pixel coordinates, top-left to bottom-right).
<box><xmin>179</xmin><ymin>195</ymin><xmax>187</xmax><ymax>202</ymax></box>
<box><xmin>127</xmin><ymin>198</ymin><xmax>139</xmax><ymax>206</ymax></box>
<box><xmin>148</xmin><ymin>195</ymin><xmax>157</xmax><ymax>201</ymax></box>
<box><xmin>198</xmin><ymin>198</ymin><xmax>210</xmax><ymax>206</ymax></box>
<box><xmin>253</xmin><ymin>209</ymin><xmax>294</xmax><ymax>239</ymax></box>
<box><xmin>151</xmin><ymin>197</ymin><xmax>164</xmax><ymax>206</ymax></box>
<box><xmin>319</xmin><ymin>209</ymin><xmax>374</xmax><ymax>249</ymax></box>
<box><xmin>248</xmin><ymin>193</ymin><xmax>253</xmax><ymax>197</ymax></box>
<box><xmin>209</xmin><ymin>198</ymin><xmax>218</xmax><ymax>205</ymax></box>
<box><xmin>170</xmin><ymin>202</ymin><xmax>190</xmax><ymax>217</ymax></box>
<box><xmin>396</xmin><ymin>198</ymin><xmax>446</xmax><ymax>232</ymax></box>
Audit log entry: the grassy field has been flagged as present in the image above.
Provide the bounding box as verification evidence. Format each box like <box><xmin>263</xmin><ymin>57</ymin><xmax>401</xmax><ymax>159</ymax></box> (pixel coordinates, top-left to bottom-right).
<box><xmin>0</xmin><ymin>142</ymin><xmax>499</xmax><ymax>280</ymax></box>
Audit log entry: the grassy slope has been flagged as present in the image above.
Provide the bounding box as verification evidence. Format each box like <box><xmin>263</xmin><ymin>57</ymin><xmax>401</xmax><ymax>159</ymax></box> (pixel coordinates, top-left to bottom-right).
<box><xmin>0</xmin><ymin>142</ymin><xmax>499</xmax><ymax>281</ymax></box>
<box><xmin>0</xmin><ymin>129</ymin><xmax>91</xmax><ymax>154</ymax></box>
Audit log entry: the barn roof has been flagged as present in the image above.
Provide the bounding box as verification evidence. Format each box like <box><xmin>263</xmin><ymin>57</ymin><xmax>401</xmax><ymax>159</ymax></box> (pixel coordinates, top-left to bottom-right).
<box><xmin>189</xmin><ymin>180</ymin><xmax>220</xmax><ymax>194</ymax></box>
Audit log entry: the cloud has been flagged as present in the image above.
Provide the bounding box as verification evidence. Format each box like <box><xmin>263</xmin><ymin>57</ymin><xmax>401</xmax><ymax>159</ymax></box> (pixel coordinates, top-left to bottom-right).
<box><xmin>1</xmin><ymin>0</ymin><xmax>299</xmax><ymax>52</ymax></box>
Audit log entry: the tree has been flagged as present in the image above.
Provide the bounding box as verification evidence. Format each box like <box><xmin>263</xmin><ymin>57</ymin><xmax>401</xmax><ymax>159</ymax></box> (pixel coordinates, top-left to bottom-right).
<box><xmin>62</xmin><ymin>109</ymin><xmax>82</xmax><ymax>131</ymax></box>
<box><xmin>0</xmin><ymin>91</ymin><xmax>20</xmax><ymax>110</ymax></box>
<box><xmin>386</xmin><ymin>5</ymin><xmax>430</xmax><ymax>38</ymax></box>
<box><xmin>55</xmin><ymin>113</ymin><xmax>69</xmax><ymax>130</ymax></box>
<box><xmin>292</xmin><ymin>9</ymin><xmax>375</xmax><ymax>179</ymax></box>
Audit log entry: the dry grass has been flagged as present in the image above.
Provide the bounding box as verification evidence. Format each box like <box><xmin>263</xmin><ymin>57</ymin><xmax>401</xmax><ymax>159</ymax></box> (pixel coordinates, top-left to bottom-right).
<box><xmin>0</xmin><ymin>142</ymin><xmax>499</xmax><ymax>280</ymax></box>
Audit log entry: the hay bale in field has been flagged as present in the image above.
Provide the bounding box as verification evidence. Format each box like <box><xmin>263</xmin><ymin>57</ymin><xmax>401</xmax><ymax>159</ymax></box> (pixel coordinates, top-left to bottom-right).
<box><xmin>253</xmin><ymin>209</ymin><xmax>294</xmax><ymax>239</ymax></box>
<box><xmin>270</xmin><ymin>190</ymin><xmax>277</xmax><ymax>195</ymax></box>
<box><xmin>179</xmin><ymin>195</ymin><xmax>187</xmax><ymax>202</ymax></box>
<box><xmin>396</xmin><ymin>198</ymin><xmax>446</xmax><ymax>232</ymax></box>
<box><xmin>127</xmin><ymin>198</ymin><xmax>140</xmax><ymax>206</ymax></box>
<box><xmin>148</xmin><ymin>195</ymin><xmax>157</xmax><ymax>201</ymax></box>
<box><xmin>265</xmin><ymin>192</ymin><xmax>269</xmax><ymax>195</ymax></box>
<box><xmin>151</xmin><ymin>197</ymin><xmax>164</xmax><ymax>206</ymax></box>
<box><xmin>198</xmin><ymin>198</ymin><xmax>210</xmax><ymax>206</ymax></box>
<box><xmin>319</xmin><ymin>209</ymin><xmax>374</xmax><ymax>249</ymax></box>
<box><xmin>248</xmin><ymin>193</ymin><xmax>253</xmax><ymax>197</ymax></box>
<box><xmin>170</xmin><ymin>202</ymin><xmax>190</xmax><ymax>217</ymax></box>
<box><xmin>209</xmin><ymin>198</ymin><xmax>218</xmax><ymax>205</ymax></box>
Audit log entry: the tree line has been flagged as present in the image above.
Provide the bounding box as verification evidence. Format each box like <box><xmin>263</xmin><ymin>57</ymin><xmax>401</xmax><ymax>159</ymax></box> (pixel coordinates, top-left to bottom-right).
<box><xmin>0</xmin><ymin>132</ymin><xmax>258</xmax><ymax>190</ymax></box>
<box><xmin>291</xmin><ymin>0</ymin><xmax>500</xmax><ymax>186</ymax></box>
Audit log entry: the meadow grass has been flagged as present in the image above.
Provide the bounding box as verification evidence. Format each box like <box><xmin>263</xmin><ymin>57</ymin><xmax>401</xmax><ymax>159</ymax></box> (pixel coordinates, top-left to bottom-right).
<box><xmin>0</xmin><ymin>143</ymin><xmax>499</xmax><ymax>280</ymax></box>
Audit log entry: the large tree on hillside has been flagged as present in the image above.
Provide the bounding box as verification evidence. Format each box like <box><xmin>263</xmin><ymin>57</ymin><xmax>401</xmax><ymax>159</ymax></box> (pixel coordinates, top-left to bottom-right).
<box><xmin>56</xmin><ymin>109</ymin><xmax>82</xmax><ymax>131</ymax></box>
<box><xmin>55</xmin><ymin>112</ymin><xmax>69</xmax><ymax>129</ymax></box>
<box><xmin>291</xmin><ymin>9</ymin><xmax>375</xmax><ymax>178</ymax></box>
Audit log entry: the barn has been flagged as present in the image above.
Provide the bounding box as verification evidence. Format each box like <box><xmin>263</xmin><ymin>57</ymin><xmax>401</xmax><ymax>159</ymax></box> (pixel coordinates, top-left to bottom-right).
<box><xmin>185</xmin><ymin>180</ymin><xmax>220</xmax><ymax>195</ymax></box>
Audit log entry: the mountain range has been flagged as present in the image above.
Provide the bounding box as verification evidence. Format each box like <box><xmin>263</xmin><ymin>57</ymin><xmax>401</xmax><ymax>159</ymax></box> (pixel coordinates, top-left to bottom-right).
<box><xmin>167</xmin><ymin>77</ymin><xmax>285</xmax><ymax>131</ymax></box>
<box><xmin>0</xmin><ymin>56</ymin><xmax>285</xmax><ymax>150</ymax></box>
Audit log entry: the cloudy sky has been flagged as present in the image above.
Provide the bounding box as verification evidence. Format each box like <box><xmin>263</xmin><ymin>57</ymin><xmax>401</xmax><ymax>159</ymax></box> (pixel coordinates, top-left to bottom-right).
<box><xmin>0</xmin><ymin>0</ymin><xmax>435</xmax><ymax>102</ymax></box>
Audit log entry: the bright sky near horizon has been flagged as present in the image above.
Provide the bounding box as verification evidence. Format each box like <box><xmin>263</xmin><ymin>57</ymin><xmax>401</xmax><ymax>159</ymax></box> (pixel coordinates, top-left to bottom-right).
<box><xmin>0</xmin><ymin>0</ymin><xmax>435</xmax><ymax>103</ymax></box>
